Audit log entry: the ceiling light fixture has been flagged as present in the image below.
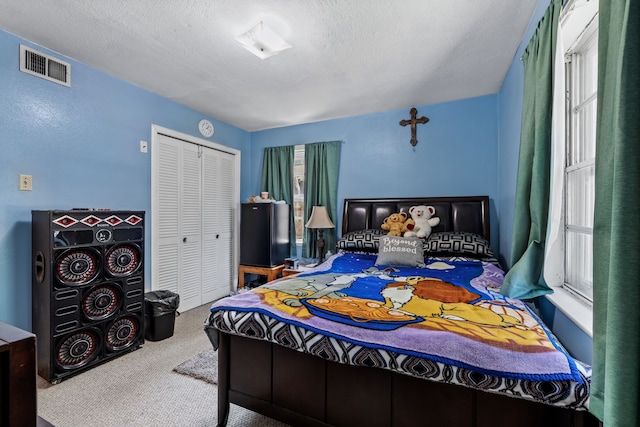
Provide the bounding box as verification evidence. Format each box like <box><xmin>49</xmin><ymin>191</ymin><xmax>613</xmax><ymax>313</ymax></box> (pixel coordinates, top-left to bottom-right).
<box><xmin>234</xmin><ymin>21</ymin><xmax>292</xmax><ymax>60</ymax></box>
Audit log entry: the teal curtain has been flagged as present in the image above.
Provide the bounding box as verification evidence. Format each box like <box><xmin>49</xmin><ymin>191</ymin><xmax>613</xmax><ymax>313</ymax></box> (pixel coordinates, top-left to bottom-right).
<box><xmin>501</xmin><ymin>0</ymin><xmax>560</xmax><ymax>299</ymax></box>
<box><xmin>260</xmin><ymin>145</ymin><xmax>296</xmax><ymax>254</ymax></box>
<box><xmin>591</xmin><ymin>0</ymin><xmax>640</xmax><ymax>424</ymax></box>
<box><xmin>302</xmin><ymin>141</ymin><xmax>341</xmax><ymax>259</ymax></box>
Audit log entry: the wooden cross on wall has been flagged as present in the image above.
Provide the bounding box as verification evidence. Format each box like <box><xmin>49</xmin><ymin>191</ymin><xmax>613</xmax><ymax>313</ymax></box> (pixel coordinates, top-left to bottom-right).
<box><xmin>399</xmin><ymin>107</ymin><xmax>429</xmax><ymax>147</ymax></box>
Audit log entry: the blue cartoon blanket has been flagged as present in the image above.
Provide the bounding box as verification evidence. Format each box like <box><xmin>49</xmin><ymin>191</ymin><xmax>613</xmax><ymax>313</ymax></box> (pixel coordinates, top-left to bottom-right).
<box><xmin>209</xmin><ymin>253</ymin><xmax>590</xmax><ymax>408</ymax></box>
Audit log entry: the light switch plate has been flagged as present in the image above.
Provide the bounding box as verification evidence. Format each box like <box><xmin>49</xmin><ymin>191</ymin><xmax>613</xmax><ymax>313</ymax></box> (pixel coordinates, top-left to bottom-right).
<box><xmin>140</xmin><ymin>141</ymin><xmax>148</xmax><ymax>153</ymax></box>
<box><xmin>19</xmin><ymin>174</ymin><xmax>32</xmax><ymax>191</ymax></box>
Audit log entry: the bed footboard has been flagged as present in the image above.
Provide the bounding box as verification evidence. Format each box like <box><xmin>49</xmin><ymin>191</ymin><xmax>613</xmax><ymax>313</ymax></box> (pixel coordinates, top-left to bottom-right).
<box><xmin>217</xmin><ymin>332</ymin><xmax>230</xmax><ymax>427</ymax></box>
<box><xmin>215</xmin><ymin>331</ymin><xmax>599</xmax><ymax>427</ymax></box>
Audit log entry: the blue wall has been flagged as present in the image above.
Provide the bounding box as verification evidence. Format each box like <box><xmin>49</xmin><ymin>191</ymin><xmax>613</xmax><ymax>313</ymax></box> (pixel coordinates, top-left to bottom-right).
<box><xmin>250</xmin><ymin>95</ymin><xmax>501</xmax><ymax>252</ymax></box>
<box><xmin>496</xmin><ymin>0</ymin><xmax>592</xmax><ymax>364</ymax></box>
<box><xmin>0</xmin><ymin>29</ymin><xmax>251</xmax><ymax>331</ymax></box>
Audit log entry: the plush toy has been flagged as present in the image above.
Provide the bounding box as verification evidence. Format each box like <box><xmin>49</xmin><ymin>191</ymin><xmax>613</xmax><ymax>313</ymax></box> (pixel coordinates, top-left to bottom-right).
<box><xmin>381</xmin><ymin>212</ymin><xmax>409</xmax><ymax>236</ymax></box>
<box><xmin>402</xmin><ymin>218</ymin><xmax>415</xmax><ymax>235</ymax></box>
<box><xmin>403</xmin><ymin>205</ymin><xmax>440</xmax><ymax>238</ymax></box>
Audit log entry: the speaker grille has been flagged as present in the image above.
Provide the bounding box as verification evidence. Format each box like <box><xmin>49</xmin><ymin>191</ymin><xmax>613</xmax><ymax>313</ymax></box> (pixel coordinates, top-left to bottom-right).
<box><xmin>106</xmin><ymin>316</ymin><xmax>139</xmax><ymax>351</ymax></box>
<box><xmin>56</xmin><ymin>330</ymin><xmax>99</xmax><ymax>369</ymax></box>
<box><xmin>56</xmin><ymin>249</ymin><xmax>99</xmax><ymax>285</ymax></box>
<box><xmin>83</xmin><ymin>284</ymin><xmax>120</xmax><ymax>320</ymax></box>
<box><xmin>105</xmin><ymin>244</ymin><xmax>141</xmax><ymax>276</ymax></box>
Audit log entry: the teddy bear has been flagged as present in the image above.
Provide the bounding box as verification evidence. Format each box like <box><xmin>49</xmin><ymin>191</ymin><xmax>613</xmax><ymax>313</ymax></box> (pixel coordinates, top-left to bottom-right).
<box><xmin>381</xmin><ymin>212</ymin><xmax>410</xmax><ymax>236</ymax></box>
<box><xmin>403</xmin><ymin>205</ymin><xmax>440</xmax><ymax>238</ymax></box>
<box><xmin>402</xmin><ymin>218</ymin><xmax>415</xmax><ymax>235</ymax></box>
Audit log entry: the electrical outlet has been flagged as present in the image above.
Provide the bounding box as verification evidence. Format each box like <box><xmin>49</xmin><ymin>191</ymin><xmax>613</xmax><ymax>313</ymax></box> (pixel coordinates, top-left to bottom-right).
<box><xmin>140</xmin><ymin>140</ymin><xmax>148</xmax><ymax>153</ymax></box>
<box><xmin>19</xmin><ymin>174</ymin><xmax>32</xmax><ymax>191</ymax></box>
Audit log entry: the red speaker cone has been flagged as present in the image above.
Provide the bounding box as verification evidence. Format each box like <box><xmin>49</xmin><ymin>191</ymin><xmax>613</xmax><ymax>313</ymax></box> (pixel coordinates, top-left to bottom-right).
<box><xmin>105</xmin><ymin>245</ymin><xmax>140</xmax><ymax>276</ymax></box>
<box><xmin>106</xmin><ymin>316</ymin><xmax>139</xmax><ymax>351</ymax></box>
<box><xmin>83</xmin><ymin>284</ymin><xmax>120</xmax><ymax>320</ymax></box>
<box><xmin>56</xmin><ymin>249</ymin><xmax>99</xmax><ymax>285</ymax></box>
<box><xmin>56</xmin><ymin>330</ymin><xmax>99</xmax><ymax>369</ymax></box>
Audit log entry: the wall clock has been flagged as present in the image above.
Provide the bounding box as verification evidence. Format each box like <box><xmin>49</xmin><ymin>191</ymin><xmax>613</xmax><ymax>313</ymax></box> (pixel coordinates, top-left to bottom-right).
<box><xmin>198</xmin><ymin>119</ymin><xmax>214</xmax><ymax>138</ymax></box>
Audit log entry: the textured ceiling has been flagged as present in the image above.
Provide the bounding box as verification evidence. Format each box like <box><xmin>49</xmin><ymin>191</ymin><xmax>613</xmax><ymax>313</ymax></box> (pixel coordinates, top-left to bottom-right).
<box><xmin>0</xmin><ymin>1</ymin><xmax>538</xmax><ymax>132</ymax></box>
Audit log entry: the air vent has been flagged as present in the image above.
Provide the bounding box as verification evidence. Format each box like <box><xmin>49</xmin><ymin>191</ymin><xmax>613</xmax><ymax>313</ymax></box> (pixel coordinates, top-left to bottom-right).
<box><xmin>19</xmin><ymin>44</ymin><xmax>71</xmax><ymax>87</ymax></box>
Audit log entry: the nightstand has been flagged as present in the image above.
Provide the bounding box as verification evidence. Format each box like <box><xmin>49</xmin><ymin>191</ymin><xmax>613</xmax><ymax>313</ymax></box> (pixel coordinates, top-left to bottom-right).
<box><xmin>238</xmin><ymin>264</ymin><xmax>284</xmax><ymax>288</ymax></box>
<box><xmin>282</xmin><ymin>264</ymin><xmax>315</xmax><ymax>277</ymax></box>
<box><xmin>282</xmin><ymin>268</ymin><xmax>300</xmax><ymax>277</ymax></box>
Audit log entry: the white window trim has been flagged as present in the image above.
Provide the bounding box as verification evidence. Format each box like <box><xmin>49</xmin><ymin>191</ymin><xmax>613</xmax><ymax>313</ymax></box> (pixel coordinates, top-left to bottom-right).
<box><xmin>544</xmin><ymin>0</ymin><xmax>598</xmax><ymax>338</ymax></box>
<box><xmin>293</xmin><ymin>144</ymin><xmax>305</xmax><ymax>245</ymax></box>
<box><xmin>546</xmin><ymin>287</ymin><xmax>592</xmax><ymax>336</ymax></box>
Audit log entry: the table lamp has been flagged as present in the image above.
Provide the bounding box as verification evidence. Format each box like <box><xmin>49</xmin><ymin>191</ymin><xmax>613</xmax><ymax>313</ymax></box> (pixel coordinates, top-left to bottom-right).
<box><xmin>305</xmin><ymin>206</ymin><xmax>335</xmax><ymax>264</ymax></box>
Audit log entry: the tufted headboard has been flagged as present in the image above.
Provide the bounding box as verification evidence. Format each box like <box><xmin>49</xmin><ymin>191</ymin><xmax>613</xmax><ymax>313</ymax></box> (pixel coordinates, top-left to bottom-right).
<box><xmin>342</xmin><ymin>196</ymin><xmax>490</xmax><ymax>240</ymax></box>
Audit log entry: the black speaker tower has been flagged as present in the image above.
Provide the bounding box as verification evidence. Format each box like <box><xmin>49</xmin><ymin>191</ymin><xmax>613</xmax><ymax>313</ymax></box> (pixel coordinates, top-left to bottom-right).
<box><xmin>32</xmin><ymin>210</ymin><xmax>145</xmax><ymax>383</ymax></box>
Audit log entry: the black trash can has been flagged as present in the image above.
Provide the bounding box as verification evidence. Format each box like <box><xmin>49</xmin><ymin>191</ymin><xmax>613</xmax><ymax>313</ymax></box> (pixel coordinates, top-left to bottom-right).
<box><xmin>144</xmin><ymin>290</ymin><xmax>180</xmax><ymax>341</ymax></box>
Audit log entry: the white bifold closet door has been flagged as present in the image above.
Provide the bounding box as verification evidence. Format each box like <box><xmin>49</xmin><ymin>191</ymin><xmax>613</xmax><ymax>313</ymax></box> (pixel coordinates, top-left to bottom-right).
<box><xmin>153</xmin><ymin>132</ymin><xmax>236</xmax><ymax>312</ymax></box>
<box><xmin>201</xmin><ymin>146</ymin><xmax>235</xmax><ymax>304</ymax></box>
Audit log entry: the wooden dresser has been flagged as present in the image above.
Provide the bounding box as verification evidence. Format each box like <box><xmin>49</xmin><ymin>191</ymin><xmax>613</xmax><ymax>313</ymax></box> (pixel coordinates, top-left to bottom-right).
<box><xmin>0</xmin><ymin>321</ymin><xmax>37</xmax><ymax>427</ymax></box>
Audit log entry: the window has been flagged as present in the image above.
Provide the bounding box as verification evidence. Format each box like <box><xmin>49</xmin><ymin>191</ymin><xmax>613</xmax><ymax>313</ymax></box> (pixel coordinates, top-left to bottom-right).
<box><xmin>545</xmin><ymin>0</ymin><xmax>598</xmax><ymax>335</ymax></box>
<box><xmin>564</xmin><ymin>18</ymin><xmax>597</xmax><ymax>302</ymax></box>
<box><xmin>293</xmin><ymin>145</ymin><xmax>305</xmax><ymax>244</ymax></box>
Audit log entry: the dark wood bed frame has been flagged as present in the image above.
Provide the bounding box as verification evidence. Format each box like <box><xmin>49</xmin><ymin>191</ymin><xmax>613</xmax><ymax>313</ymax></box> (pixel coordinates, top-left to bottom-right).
<box><xmin>216</xmin><ymin>196</ymin><xmax>599</xmax><ymax>427</ymax></box>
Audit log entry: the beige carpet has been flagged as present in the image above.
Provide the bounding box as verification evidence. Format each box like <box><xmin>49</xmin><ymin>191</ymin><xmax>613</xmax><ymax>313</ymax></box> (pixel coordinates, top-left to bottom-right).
<box><xmin>37</xmin><ymin>303</ymin><xmax>289</xmax><ymax>427</ymax></box>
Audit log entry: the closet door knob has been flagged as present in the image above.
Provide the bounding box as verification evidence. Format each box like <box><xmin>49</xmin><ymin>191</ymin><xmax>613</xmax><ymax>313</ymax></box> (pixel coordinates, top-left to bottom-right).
<box><xmin>183</xmin><ymin>237</ymin><xmax>187</xmax><ymax>243</ymax></box>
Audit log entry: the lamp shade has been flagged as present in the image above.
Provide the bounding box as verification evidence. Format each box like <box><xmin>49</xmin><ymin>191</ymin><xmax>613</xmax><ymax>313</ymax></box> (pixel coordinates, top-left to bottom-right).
<box><xmin>305</xmin><ymin>206</ymin><xmax>335</xmax><ymax>229</ymax></box>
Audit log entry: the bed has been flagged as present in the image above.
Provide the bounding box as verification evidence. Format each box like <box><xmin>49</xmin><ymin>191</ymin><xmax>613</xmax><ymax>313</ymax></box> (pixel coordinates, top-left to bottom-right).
<box><xmin>205</xmin><ymin>196</ymin><xmax>598</xmax><ymax>427</ymax></box>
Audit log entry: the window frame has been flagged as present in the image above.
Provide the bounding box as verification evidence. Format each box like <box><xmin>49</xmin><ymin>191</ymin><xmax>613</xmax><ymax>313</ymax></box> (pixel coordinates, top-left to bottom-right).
<box><xmin>293</xmin><ymin>144</ymin><xmax>305</xmax><ymax>245</ymax></box>
<box><xmin>562</xmin><ymin>19</ymin><xmax>597</xmax><ymax>303</ymax></box>
<box><xmin>543</xmin><ymin>0</ymin><xmax>598</xmax><ymax>337</ymax></box>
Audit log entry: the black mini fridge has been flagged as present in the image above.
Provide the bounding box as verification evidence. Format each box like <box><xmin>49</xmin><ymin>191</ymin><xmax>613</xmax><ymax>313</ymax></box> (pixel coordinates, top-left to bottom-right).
<box><xmin>240</xmin><ymin>203</ymin><xmax>290</xmax><ymax>267</ymax></box>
